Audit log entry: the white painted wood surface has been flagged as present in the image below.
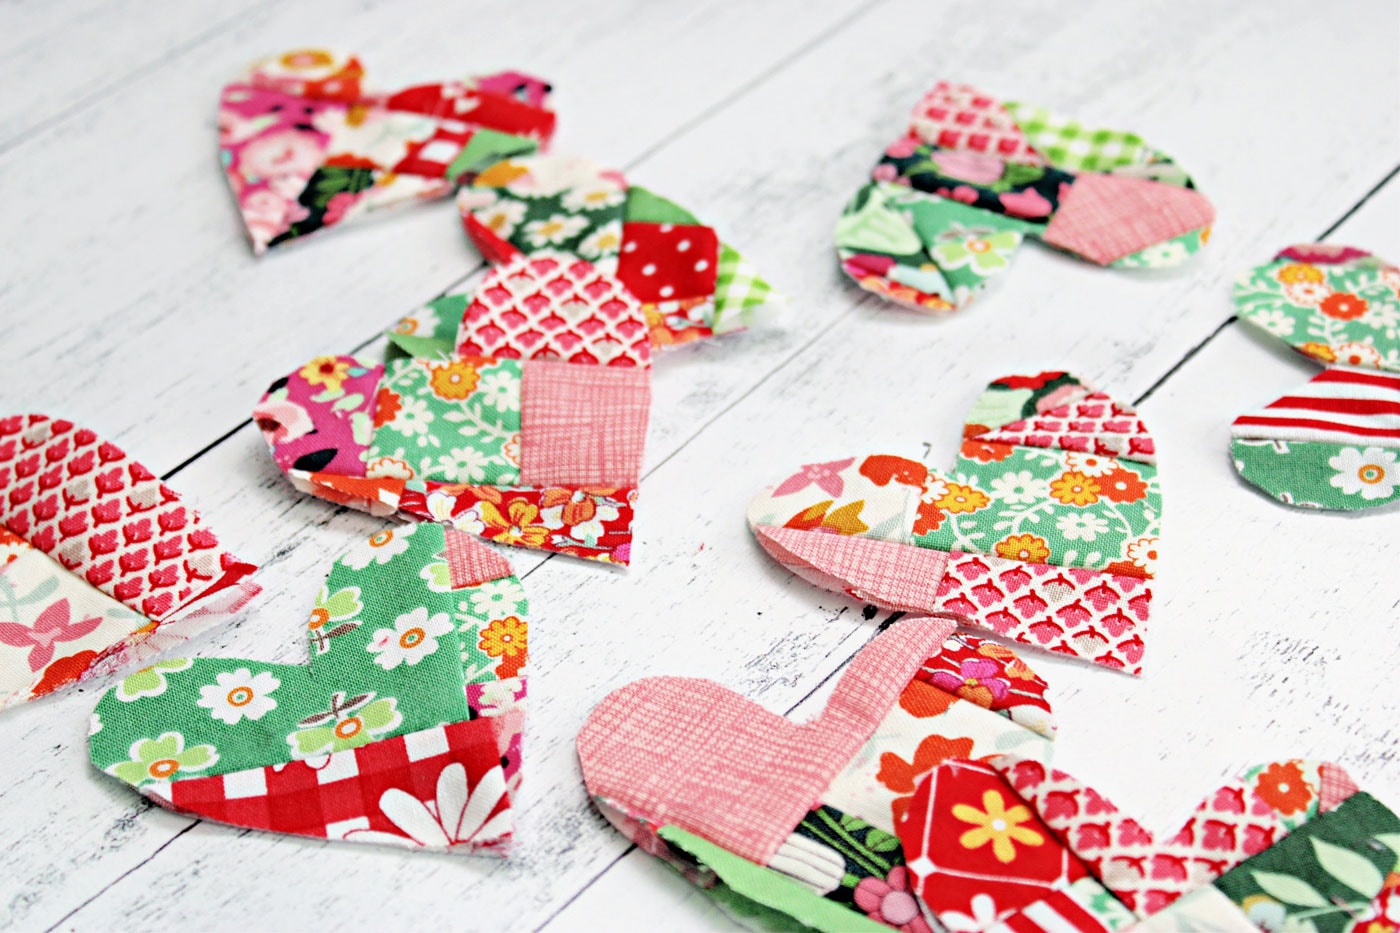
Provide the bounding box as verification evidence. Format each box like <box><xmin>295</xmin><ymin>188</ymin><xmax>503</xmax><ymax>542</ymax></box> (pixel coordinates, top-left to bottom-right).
<box><xmin>1</xmin><ymin>1</ymin><xmax>1397</xmax><ymax>929</ymax></box>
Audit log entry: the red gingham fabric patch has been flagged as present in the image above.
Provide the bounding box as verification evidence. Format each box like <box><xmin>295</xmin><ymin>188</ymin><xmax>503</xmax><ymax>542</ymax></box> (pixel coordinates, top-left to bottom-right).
<box><xmin>159</xmin><ymin>720</ymin><xmax>512</xmax><ymax>853</ymax></box>
<box><xmin>519</xmin><ymin>360</ymin><xmax>651</xmax><ymax>486</ymax></box>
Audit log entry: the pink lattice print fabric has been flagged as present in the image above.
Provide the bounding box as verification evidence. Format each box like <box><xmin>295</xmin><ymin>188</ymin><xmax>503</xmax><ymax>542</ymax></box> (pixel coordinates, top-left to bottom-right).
<box><xmin>0</xmin><ymin>415</ymin><xmax>259</xmax><ymax>710</ymax></box>
<box><xmin>747</xmin><ymin>371</ymin><xmax>1159</xmax><ymax>674</ymax></box>
<box><xmin>456</xmin><ymin>254</ymin><xmax>652</xmax><ymax>367</ymax></box>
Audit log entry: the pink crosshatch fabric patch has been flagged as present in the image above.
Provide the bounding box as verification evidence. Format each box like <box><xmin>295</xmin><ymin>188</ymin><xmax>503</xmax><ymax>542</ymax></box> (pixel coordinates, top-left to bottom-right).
<box><xmin>1043</xmin><ymin>172</ymin><xmax>1217</xmax><ymax>265</ymax></box>
<box><xmin>755</xmin><ymin>525</ymin><xmax>953</xmax><ymax>610</ymax></box>
<box><xmin>519</xmin><ymin>360</ymin><xmax>651</xmax><ymax>486</ymax></box>
<box><xmin>577</xmin><ymin>616</ymin><xmax>957</xmax><ymax>865</ymax></box>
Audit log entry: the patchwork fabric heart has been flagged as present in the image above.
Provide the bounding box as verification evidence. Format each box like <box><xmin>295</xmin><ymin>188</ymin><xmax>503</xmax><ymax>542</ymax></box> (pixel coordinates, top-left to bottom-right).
<box><xmin>896</xmin><ymin>755</ymin><xmax>1398</xmax><ymax>932</ymax></box>
<box><xmin>579</xmin><ymin>614</ymin><xmax>1397</xmax><ymax>931</ymax></box>
<box><xmin>456</xmin><ymin>154</ymin><xmax>780</xmax><ymax>348</ymax></box>
<box><xmin>255</xmin><ymin>253</ymin><xmax>652</xmax><ymax>564</ymax></box>
<box><xmin>90</xmin><ymin>522</ymin><xmax>528</xmax><ymax>855</ymax></box>
<box><xmin>1230</xmin><ymin>244</ymin><xmax>1400</xmax><ymax>511</ymax></box>
<box><xmin>0</xmin><ymin>415</ymin><xmax>259</xmax><ymax>710</ymax></box>
<box><xmin>221</xmin><ymin>48</ymin><xmax>556</xmax><ymax>254</ymax></box>
<box><xmin>579</xmin><ymin>615</ymin><xmax>1061</xmax><ymax>930</ymax></box>
<box><xmin>837</xmin><ymin>81</ymin><xmax>1215</xmax><ymax>312</ymax></box>
<box><xmin>748</xmin><ymin>371</ymin><xmax>1159</xmax><ymax>674</ymax></box>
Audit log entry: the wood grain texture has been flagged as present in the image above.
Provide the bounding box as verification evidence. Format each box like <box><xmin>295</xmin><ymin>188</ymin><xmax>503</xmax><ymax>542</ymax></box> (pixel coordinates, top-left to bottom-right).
<box><xmin>0</xmin><ymin>0</ymin><xmax>1397</xmax><ymax>930</ymax></box>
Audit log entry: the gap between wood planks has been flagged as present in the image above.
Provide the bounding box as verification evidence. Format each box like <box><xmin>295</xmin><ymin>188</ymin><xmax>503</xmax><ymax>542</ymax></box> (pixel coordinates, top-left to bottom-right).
<box><xmin>0</xmin><ymin>0</ymin><xmax>284</xmax><ymax>157</ymax></box>
<box><xmin>45</xmin><ymin>4</ymin><xmax>895</xmax><ymax>929</ymax></box>
<box><xmin>1131</xmin><ymin>159</ymin><xmax>1400</xmax><ymax>408</ymax></box>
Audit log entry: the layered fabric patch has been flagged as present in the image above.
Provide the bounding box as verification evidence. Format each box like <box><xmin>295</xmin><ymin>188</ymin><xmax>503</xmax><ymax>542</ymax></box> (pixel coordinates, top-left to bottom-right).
<box><xmin>90</xmin><ymin>523</ymin><xmax>527</xmax><ymax>855</ymax></box>
<box><xmin>898</xmin><ymin>757</ymin><xmax>1397</xmax><ymax>933</ymax></box>
<box><xmin>1231</xmin><ymin>244</ymin><xmax>1400</xmax><ymax>511</ymax></box>
<box><xmin>256</xmin><ymin>254</ymin><xmax>650</xmax><ymax>564</ymax></box>
<box><xmin>578</xmin><ymin>616</ymin><xmax>1398</xmax><ymax>932</ymax></box>
<box><xmin>221</xmin><ymin>48</ymin><xmax>556</xmax><ymax>254</ymax></box>
<box><xmin>579</xmin><ymin>617</ymin><xmax>1057</xmax><ymax>925</ymax></box>
<box><xmin>837</xmin><ymin>81</ymin><xmax>1215</xmax><ymax>312</ymax></box>
<box><xmin>748</xmin><ymin>372</ymin><xmax>1159</xmax><ymax>674</ymax></box>
<box><xmin>456</xmin><ymin>154</ymin><xmax>780</xmax><ymax>348</ymax></box>
<box><xmin>0</xmin><ymin>415</ymin><xmax>259</xmax><ymax>711</ymax></box>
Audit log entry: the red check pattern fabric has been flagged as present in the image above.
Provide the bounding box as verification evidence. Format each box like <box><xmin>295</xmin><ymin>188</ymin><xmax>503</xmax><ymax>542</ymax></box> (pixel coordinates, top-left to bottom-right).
<box><xmin>153</xmin><ymin>720</ymin><xmax>513</xmax><ymax>854</ymax></box>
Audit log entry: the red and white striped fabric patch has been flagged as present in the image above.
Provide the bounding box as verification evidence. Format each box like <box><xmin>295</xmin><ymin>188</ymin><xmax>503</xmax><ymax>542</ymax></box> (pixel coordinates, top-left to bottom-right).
<box><xmin>1232</xmin><ymin>366</ymin><xmax>1400</xmax><ymax>446</ymax></box>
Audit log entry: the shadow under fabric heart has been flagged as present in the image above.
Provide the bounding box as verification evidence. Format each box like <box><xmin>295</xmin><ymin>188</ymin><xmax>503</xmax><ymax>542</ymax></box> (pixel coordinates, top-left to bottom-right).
<box><xmin>0</xmin><ymin>414</ymin><xmax>259</xmax><ymax>711</ymax></box>
<box><xmin>577</xmin><ymin>616</ymin><xmax>1400</xmax><ymax>932</ymax></box>
<box><xmin>747</xmin><ymin>371</ymin><xmax>1158</xmax><ymax>675</ymax></box>
<box><xmin>89</xmin><ymin>523</ymin><xmax>528</xmax><ymax>856</ymax></box>
<box><xmin>836</xmin><ymin>81</ymin><xmax>1215</xmax><ymax>313</ymax></box>
<box><xmin>1230</xmin><ymin>244</ymin><xmax>1400</xmax><ymax>512</ymax></box>
<box><xmin>220</xmin><ymin>48</ymin><xmax>556</xmax><ymax>254</ymax></box>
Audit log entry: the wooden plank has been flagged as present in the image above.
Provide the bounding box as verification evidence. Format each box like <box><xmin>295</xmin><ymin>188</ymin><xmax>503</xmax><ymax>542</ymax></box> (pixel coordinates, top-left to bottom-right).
<box><xmin>2</xmin><ymin>0</ymin><xmax>1397</xmax><ymax>929</ymax></box>
<box><xmin>0</xmin><ymin>0</ymin><xmax>270</xmax><ymax>149</ymax></box>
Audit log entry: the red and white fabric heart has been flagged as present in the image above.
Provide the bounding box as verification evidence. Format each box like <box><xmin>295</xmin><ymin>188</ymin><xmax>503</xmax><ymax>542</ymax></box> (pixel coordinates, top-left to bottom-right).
<box><xmin>0</xmin><ymin>414</ymin><xmax>259</xmax><ymax>710</ymax></box>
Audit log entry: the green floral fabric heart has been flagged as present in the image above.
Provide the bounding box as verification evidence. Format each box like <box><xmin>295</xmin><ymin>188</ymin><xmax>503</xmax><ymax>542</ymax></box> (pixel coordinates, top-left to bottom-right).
<box><xmin>89</xmin><ymin>523</ymin><xmax>529</xmax><ymax>854</ymax></box>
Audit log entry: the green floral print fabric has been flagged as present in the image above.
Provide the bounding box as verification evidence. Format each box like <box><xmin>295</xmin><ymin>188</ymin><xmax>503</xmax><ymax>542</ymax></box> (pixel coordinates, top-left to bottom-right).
<box><xmin>89</xmin><ymin>523</ymin><xmax>528</xmax><ymax>784</ymax></box>
<box><xmin>365</xmin><ymin>356</ymin><xmax>523</xmax><ymax>486</ymax></box>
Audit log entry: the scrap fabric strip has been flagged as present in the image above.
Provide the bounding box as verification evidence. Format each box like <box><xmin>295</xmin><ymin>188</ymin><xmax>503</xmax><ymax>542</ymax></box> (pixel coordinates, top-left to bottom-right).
<box><xmin>837</xmin><ymin>80</ymin><xmax>1214</xmax><ymax>313</ymax></box>
<box><xmin>747</xmin><ymin>371</ymin><xmax>1158</xmax><ymax>673</ymax></box>
<box><xmin>0</xmin><ymin>414</ymin><xmax>259</xmax><ymax>711</ymax></box>
<box><xmin>90</xmin><ymin>524</ymin><xmax>527</xmax><ymax>856</ymax></box>
<box><xmin>221</xmin><ymin>48</ymin><xmax>556</xmax><ymax>253</ymax></box>
<box><xmin>1230</xmin><ymin>245</ymin><xmax>1400</xmax><ymax>511</ymax></box>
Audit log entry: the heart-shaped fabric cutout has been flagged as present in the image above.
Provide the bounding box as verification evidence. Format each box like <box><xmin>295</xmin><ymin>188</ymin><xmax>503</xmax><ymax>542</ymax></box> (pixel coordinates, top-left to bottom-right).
<box><xmin>838</xmin><ymin>82</ymin><xmax>1215</xmax><ymax>312</ymax></box>
<box><xmin>0</xmin><ymin>414</ymin><xmax>259</xmax><ymax>710</ymax></box>
<box><xmin>579</xmin><ymin>616</ymin><xmax>1061</xmax><ymax>922</ymax></box>
<box><xmin>898</xmin><ymin>754</ymin><xmax>1398</xmax><ymax>930</ymax></box>
<box><xmin>90</xmin><ymin>523</ymin><xmax>527</xmax><ymax>855</ymax></box>
<box><xmin>255</xmin><ymin>258</ymin><xmax>650</xmax><ymax>564</ymax></box>
<box><xmin>221</xmin><ymin>48</ymin><xmax>555</xmax><ymax>254</ymax></box>
<box><xmin>1231</xmin><ymin>244</ymin><xmax>1400</xmax><ymax>511</ymax></box>
<box><xmin>748</xmin><ymin>371</ymin><xmax>1159</xmax><ymax>674</ymax></box>
<box><xmin>456</xmin><ymin>154</ymin><xmax>779</xmax><ymax>348</ymax></box>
